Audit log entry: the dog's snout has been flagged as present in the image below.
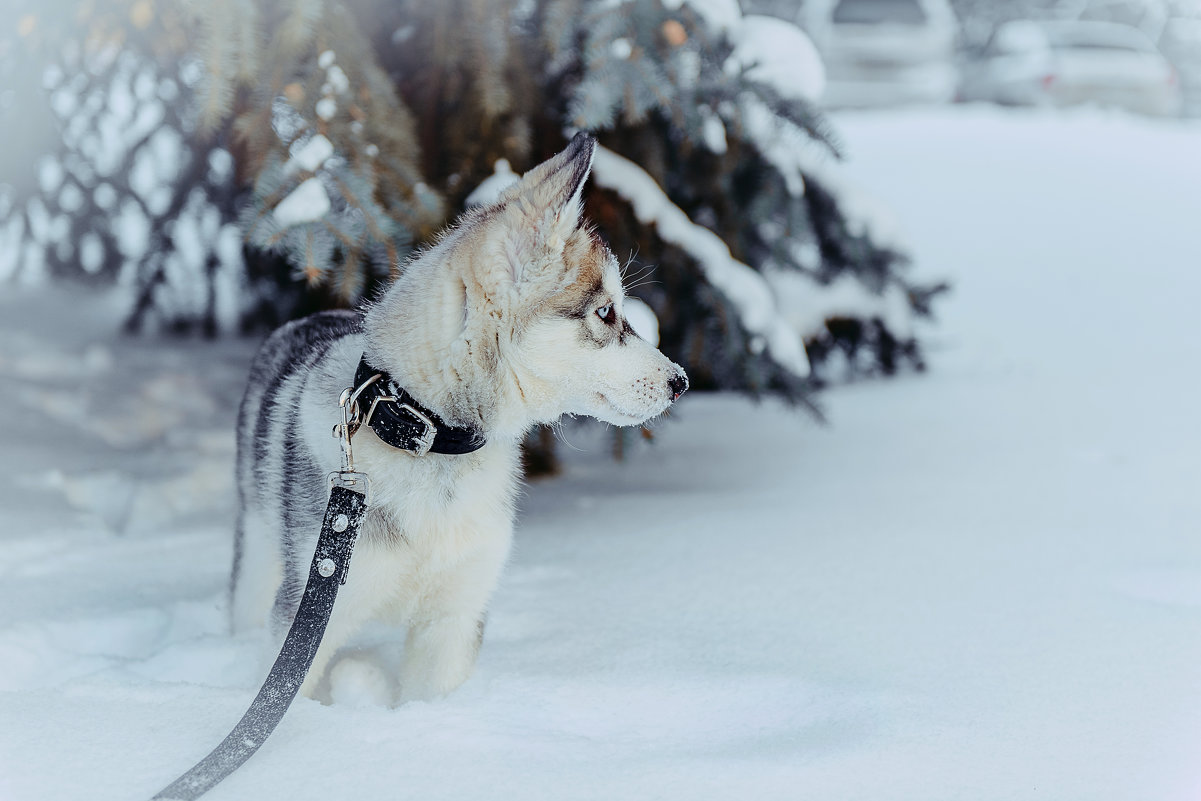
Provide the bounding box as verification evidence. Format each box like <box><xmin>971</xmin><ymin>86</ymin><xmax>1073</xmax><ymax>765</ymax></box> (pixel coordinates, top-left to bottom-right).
<box><xmin>668</xmin><ymin>371</ymin><xmax>688</xmax><ymax>402</ymax></box>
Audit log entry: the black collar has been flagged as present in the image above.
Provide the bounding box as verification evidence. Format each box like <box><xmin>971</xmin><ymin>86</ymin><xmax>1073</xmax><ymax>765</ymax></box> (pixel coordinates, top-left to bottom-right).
<box><xmin>352</xmin><ymin>355</ymin><xmax>486</xmax><ymax>456</ymax></box>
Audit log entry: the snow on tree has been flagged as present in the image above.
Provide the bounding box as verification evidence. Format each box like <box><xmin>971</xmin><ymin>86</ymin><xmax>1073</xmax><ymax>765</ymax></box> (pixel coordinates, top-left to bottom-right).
<box><xmin>1</xmin><ymin>0</ymin><xmax>945</xmax><ymax>436</ymax></box>
<box><xmin>0</xmin><ymin>0</ymin><xmax>251</xmax><ymax>335</ymax></box>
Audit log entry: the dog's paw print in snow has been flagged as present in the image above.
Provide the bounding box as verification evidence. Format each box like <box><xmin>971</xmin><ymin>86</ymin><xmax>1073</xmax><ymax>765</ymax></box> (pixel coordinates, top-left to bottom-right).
<box><xmin>0</xmin><ymin>331</ymin><xmax>113</xmax><ymax>381</ymax></box>
<box><xmin>31</xmin><ymin>445</ymin><xmax>233</xmax><ymax>536</ymax></box>
<box><xmin>0</xmin><ymin>600</ymin><xmax>240</xmax><ymax>692</ymax></box>
<box><xmin>489</xmin><ymin>675</ymin><xmax>884</xmax><ymax>752</ymax></box>
<box><xmin>35</xmin><ymin>468</ymin><xmax>139</xmax><ymax>533</ymax></box>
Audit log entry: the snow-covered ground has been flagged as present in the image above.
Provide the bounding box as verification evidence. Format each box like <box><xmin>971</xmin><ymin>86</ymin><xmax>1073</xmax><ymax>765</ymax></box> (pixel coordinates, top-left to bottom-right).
<box><xmin>2</xmin><ymin>106</ymin><xmax>1200</xmax><ymax>800</ymax></box>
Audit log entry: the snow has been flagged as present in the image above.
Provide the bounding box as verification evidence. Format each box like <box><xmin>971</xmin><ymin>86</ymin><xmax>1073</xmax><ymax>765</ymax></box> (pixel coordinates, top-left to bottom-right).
<box><xmin>129</xmin><ymin>128</ymin><xmax>183</xmax><ymax>209</ymax></box>
<box><xmin>739</xmin><ymin>95</ymin><xmax>909</xmax><ymax>251</ymax></box>
<box><xmin>3</xmin><ymin>107</ymin><xmax>1201</xmax><ymax>800</ymax></box>
<box><xmin>698</xmin><ymin>105</ymin><xmax>727</xmax><ymax>154</ymax></box>
<box><xmin>728</xmin><ymin>15</ymin><xmax>826</xmax><ymax>104</ymax></box>
<box><xmin>0</xmin><ymin>215</ymin><xmax>25</xmax><ymax>281</ymax></box>
<box><xmin>207</xmin><ymin>148</ymin><xmax>234</xmax><ymax>184</ymax></box>
<box><xmin>681</xmin><ymin>0</ymin><xmax>742</xmax><ymax>33</ymax></box>
<box><xmin>324</xmin><ymin>65</ymin><xmax>350</xmax><ymax>96</ymax></box>
<box><xmin>58</xmin><ymin>182</ymin><xmax>84</xmax><ymax>213</ymax></box>
<box><xmin>38</xmin><ymin>156</ymin><xmax>65</xmax><ymax>194</ymax></box>
<box><xmin>23</xmin><ymin>197</ymin><xmax>50</xmax><ymax>245</ymax></box>
<box><xmin>273</xmin><ymin>178</ymin><xmax>331</xmax><ymax>228</ymax></box>
<box><xmin>463</xmin><ymin>159</ymin><xmax>520</xmax><ymax>208</ymax></box>
<box><xmin>770</xmin><ymin>269</ymin><xmax>914</xmax><ymax>339</ymax></box>
<box><xmin>79</xmin><ymin>232</ymin><xmax>104</xmax><ymax>274</ymax></box>
<box><xmin>133</xmin><ymin>67</ymin><xmax>157</xmax><ymax>103</ymax></box>
<box><xmin>113</xmin><ymin>197</ymin><xmax>150</xmax><ymax>260</ymax></box>
<box><xmin>315</xmin><ymin>97</ymin><xmax>337</xmax><ymax>121</ymax></box>
<box><xmin>213</xmin><ymin>224</ymin><xmax>246</xmax><ymax>334</ymax></box>
<box><xmin>683</xmin><ymin>0</ymin><xmax>826</xmax><ymax>106</ymax></box>
<box><xmin>591</xmin><ymin>145</ymin><xmax>811</xmax><ymax>378</ymax></box>
<box><xmin>622</xmin><ymin>296</ymin><xmax>659</xmax><ymax>347</ymax></box>
<box><xmin>93</xmin><ymin>182</ymin><xmax>117</xmax><ymax>210</ymax></box>
<box><xmin>287</xmin><ymin>134</ymin><xmax>334</xmax><ymax>174</ymax></box>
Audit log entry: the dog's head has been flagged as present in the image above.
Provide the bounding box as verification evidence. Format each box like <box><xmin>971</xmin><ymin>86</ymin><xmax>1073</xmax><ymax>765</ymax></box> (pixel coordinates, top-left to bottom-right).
<box><xmin>365</xmin><ymin>133</ymin><xmax>687</xmax><ymax>436</ymax></box>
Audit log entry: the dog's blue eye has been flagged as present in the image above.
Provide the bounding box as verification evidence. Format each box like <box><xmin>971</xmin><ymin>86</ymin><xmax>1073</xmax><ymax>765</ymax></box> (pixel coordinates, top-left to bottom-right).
<box><xmin>596</xmin><ymin>304</ymin><xmax>614</xmax><ymax>323</ymax></box>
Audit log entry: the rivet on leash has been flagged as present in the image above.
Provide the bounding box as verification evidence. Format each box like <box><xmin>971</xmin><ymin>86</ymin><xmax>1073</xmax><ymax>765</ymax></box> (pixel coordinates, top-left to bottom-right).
<box><xmin>332</xmin><ymin>514</ymin><xmax>349</xmax><ymax>532</ymax></box>
<box><xmin>317</xmin><ymin>558</ymin><xmax>337</xmax><ymax>578</ymax></box>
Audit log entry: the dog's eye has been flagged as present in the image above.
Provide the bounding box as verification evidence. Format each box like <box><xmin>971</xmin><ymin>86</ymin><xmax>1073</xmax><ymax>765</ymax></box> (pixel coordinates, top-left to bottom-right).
<box><xmin>595</xmin><ymin>304</ymin><xmax>615</xmax><ymax>324</ymax></box>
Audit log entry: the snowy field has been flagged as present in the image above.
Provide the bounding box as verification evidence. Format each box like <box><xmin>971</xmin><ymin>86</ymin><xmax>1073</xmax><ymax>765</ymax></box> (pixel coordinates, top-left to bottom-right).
<box><xmin>2</xmin><ymin>106</ymin><xmax>1200</xmax><ymax>800</ymax></box>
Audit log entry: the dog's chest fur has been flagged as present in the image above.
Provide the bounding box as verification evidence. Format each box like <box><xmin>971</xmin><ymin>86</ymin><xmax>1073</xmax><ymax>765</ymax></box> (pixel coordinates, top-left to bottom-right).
<box><xmin>353</xmin><ymin>432</ymin><xmax>521</xmax><ymax>595</ymax></box>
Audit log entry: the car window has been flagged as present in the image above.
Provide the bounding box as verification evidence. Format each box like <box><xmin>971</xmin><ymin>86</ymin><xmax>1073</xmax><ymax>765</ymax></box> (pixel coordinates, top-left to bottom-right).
<box><xmin>1042</xmin><ymin>25</ymin><xmax>1157</xmax><ymax>54</ymax></box>
<box><xmin>832</xmin><ymin>0</ymin><xmax>927</xmax><ymax>26</ymax></box>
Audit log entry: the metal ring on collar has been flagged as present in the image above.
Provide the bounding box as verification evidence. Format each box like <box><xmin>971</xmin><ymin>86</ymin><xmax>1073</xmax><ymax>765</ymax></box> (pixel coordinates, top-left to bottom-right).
<box><xmin>342</xmin><ymin>372</ymin><xmax>383</xmax><ymax>436</ymax></box>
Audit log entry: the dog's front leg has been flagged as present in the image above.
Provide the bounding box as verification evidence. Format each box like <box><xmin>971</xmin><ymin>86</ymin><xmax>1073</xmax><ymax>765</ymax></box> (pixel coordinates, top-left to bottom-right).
<box><xmin>397</xmin><ymin>613</ymin><xmax>485</xmax><ymax>702</ymax></box>
<box><xmin>295</xmin><ymin>576</ymin><xmax>385</xmax><ymax>700</ymax></box>
<box><xmin>395</xmin><ymin>522</ymin><xmax>511</xmax><ymax>702</ymax></box>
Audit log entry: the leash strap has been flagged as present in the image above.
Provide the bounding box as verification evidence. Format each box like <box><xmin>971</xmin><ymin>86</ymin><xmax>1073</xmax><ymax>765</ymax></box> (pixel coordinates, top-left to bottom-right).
<box><xmin>151</xmin><ymin>481</ymin><xmax>368</xmax><ymax>801</ymax></box>
<box><xmin>151</xmin><ymin>355</ymin><xmax>471</xmax><ymax>799</ymax></box>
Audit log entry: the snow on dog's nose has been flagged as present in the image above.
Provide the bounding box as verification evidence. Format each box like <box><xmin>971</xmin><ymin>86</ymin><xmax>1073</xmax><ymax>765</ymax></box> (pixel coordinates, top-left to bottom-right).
<box><xmin>669</xmin><ymin>370</ymin><xmax>688</xmax><ymax>403</ymax></box>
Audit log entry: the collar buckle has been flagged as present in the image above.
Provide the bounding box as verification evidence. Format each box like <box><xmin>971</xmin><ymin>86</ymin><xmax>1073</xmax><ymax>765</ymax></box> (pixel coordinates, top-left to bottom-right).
<box><xmin>361</xmin><ymin>394</ymin><xmax>438</xmax><ymax>456</ymax></box>
<box><xmin>352</xmin><ymin>354</ymin><xmax>482</xmax><ymax>457</ymax></box>
<box><xmin>396</xmin><ymin>403</ymin><xmax>437</xmax><ymax>456</ymax></box>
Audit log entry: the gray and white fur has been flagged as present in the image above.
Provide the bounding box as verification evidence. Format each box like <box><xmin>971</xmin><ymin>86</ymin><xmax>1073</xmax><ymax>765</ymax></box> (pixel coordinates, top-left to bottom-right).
<box><xmin>230</xmin><ymin>134</ymin><xmax>687</xmax><ymax>702</ymax></box>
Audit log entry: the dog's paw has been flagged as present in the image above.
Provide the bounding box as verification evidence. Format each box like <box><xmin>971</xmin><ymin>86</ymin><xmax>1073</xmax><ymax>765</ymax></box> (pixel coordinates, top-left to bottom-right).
<box><xmin>328</xmin><ymin>652</ymin><xmax>392</xmax><ymax>707</ymax></box>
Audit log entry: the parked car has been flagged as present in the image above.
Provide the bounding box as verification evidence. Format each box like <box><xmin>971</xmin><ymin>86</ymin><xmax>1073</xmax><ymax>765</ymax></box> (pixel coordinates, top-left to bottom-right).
<box><xmin>799</xmin><ymin>0</ymin><xmax>959</xmax><ymax>108</ymax></box>
<box><xmin>958</xmin><ymin>20</ymin><xmax>1183</xmax><ymax>117</ymax></box>
<box><xmin>1158</xmin><ymin>16</ymin><xmax>1201</xmax><ymax>116</ymax></box>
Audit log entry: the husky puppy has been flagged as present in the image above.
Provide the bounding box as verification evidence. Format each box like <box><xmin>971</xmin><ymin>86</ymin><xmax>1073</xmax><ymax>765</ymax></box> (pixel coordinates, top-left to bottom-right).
<box><xmin>231</xmin><ymin>134</ymin><xmax>687</xmax><ymax>702</ymax></box>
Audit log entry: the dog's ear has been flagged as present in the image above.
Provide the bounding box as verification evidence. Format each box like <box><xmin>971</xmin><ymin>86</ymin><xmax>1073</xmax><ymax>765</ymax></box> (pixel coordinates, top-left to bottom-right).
<box><xmin>516</xmin><ymin>132</ymin><xmax>595</xmax><ymax>225</ymax></box>
<box><xmin>497</xmin><ymin>132</ymin><xmax>596</xmax><ymax>283</ymax></box>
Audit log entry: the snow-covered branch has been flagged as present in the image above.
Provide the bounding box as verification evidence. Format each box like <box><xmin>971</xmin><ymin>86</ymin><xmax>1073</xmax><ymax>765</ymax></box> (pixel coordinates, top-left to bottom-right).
<box><xmin>591</xmin><ymin>145</ymin><xmax>810</xmax><ymax>378</ymax></box>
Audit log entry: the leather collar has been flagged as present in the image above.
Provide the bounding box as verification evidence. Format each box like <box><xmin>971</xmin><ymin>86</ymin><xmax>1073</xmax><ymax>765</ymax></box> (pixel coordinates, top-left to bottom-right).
<box><xmin>352</xmin><ymin>355</ymin><xmax>486</xmax><ymax>456</ymax></box>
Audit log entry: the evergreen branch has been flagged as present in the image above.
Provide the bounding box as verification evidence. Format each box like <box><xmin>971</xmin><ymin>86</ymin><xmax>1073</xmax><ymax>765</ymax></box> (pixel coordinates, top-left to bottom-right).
<box><xmin>740</xmin><ymin>78</ymin><xmax>843</xmax><ymax>159</ymax></box>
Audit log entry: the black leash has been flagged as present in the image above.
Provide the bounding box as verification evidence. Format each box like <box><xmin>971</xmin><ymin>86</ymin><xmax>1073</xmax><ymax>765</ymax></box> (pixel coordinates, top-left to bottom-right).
<box><xmin>150</xmin><ymin>356</ymin><xmax>484</xmax><ymax>800</ymax></box>
<box><xmin>152</xmin><ymin>480</ymin><xmax>368</xmax><ymax>801</ymax></box>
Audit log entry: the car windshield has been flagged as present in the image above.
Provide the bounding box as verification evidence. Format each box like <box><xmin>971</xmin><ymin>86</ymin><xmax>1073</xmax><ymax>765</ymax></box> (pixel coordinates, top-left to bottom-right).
<box><xmin>832</xmin><ymin>0</ymin><xmax>927</xmax><ymax>26</ymax></box>
<box><xmin>1043</xmin><ymin>25</ymin><xmax>1156</xmax><ymax>54</ymax></box>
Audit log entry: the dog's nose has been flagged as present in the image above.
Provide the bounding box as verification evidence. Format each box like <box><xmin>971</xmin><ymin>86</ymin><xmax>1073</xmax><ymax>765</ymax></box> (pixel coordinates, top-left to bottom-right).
<box><xmin>668</xmin><ymin>371</ymin><xmax>688</xmax><ymax>402</ymax></box>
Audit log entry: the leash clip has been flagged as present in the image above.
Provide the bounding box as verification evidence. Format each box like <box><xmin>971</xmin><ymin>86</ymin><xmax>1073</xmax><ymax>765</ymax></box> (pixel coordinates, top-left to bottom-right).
<box><xmin>332</xmin><ymin>374</ymin><xmax>384</xmax><ymax>471</ymax></box>
<box><xmin>333</xmin><ymin>386</ymin><xmax>359</xmax><ymax>473</ymax></box>
<box><xmin>330</xmin><ymin>384</ymin><xmax>373</xmax><ymax>502</ymax></box>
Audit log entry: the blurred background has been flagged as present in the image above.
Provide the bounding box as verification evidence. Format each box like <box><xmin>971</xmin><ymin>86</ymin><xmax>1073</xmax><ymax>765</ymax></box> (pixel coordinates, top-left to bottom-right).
<box><xmin>1</xmin><ymin>0</ymin><xmax>1197</xmax><ymax>458</ymax></box>
<box><xmin>2</xmin><ymin>2</ymin><xmax>1200</xmax><ymax>800</ymax></box>
<box><xmin>1</xmin><ymin>0</ymin><xmax>1196</xmax><ymax>383</ymax></box>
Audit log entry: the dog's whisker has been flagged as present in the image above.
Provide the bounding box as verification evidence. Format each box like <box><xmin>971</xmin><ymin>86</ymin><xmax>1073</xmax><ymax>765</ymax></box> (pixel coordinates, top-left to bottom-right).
<box><xmin>624</xmin><ymin>262</ymin><xmax>652</xmax><ymax>282</ymax></box>
<box><xmin>620</xmin><ymin>251</ymin><xmax>649</xmax><ymax>288</ymax></box>
<box><xmin>551</xmin><ymin>419</ymin><xmax>585</xmax><ymax>453</ymax></box>
<box><xmin>625</xmin><ymin>278</ymin><xmax>661</xmax><ymax>293</ymax></box>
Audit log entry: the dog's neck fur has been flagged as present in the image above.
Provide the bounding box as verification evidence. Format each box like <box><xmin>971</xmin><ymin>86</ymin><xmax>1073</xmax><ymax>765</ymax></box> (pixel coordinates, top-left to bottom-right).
<box><xmin>362</xmin><ymin>221</ymin><xmax>557</xmax><ymax>442</ymax></box>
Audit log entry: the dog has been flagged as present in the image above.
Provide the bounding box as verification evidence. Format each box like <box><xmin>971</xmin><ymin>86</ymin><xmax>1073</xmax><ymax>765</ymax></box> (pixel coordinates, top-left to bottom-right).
<box><xmin>230</xmin><ymin>133</ymin><xmax>687</xmax><ymax>702</ymax></box>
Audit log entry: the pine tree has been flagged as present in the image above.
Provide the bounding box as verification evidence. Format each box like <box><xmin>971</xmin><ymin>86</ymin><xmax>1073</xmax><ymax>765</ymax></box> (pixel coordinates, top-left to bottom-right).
<box><xmin>3</xmin><ymin>0</ymin><xmax>946</xmax><ymax>466</ymax></box>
